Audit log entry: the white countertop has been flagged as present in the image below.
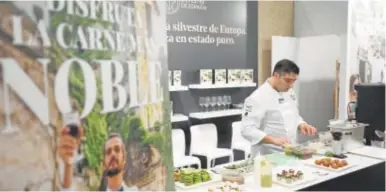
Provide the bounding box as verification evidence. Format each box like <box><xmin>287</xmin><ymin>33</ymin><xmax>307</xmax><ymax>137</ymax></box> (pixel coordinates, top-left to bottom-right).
<box><xmin>171</xmin><ymin>114</ymin><xmax>189</xmax><ymax>123</ymax></box>
<box><xmin>189</xmin><ymin>109</ymin><xmax>242</xmax><ymax>119</ymax></box>
<box><xmin>349</xmin><ymin>145</ymin><xmax>386</xmax><ymax>160</ymax></box>
<box><xmin>176</xmin><ymin>152</ymin><xmax>385</xmax><ymax>192</ymax></box>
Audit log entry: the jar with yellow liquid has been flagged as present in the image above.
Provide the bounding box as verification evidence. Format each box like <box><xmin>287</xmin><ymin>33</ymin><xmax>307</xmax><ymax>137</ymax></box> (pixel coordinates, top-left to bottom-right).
<box><xmin>259</xmin><ymin>157</ymin><xmax>273</xmax><ymax>188</ymax></box>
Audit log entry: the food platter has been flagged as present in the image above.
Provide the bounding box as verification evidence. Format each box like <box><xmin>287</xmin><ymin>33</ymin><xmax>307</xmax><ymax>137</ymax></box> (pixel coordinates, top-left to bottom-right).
<box><xmin>273</xmin><ymin>165</ymin><xmax>317</xmax><ymax>188</ymax></box>
<box><xmin>214</xmin><ymin>159</ymin><xmax>254</xmax><ymax>176</ymax></box>
<box><xmin>304</xmin><ymin>157</ymin><xmax>357</xmax><ymax>172</ymax></box>
<box><xmin>174</xmin><ymin>168</ymin><xmax>221</xmax><ymax>189</ymax></box>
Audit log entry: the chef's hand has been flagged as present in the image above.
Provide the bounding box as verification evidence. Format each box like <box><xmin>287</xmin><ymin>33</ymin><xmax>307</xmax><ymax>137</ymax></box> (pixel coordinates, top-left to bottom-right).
<box><xmin>270</xmin><ymin>136</ymin><xmax>290</xmax><ymax>147</ymax></box>
<box><xmin>299</xmin><ymin>123</ymin><xmax>317</xmax><ymax>136</ymax></box>
<box><xmin>58</xmin><ymin>127</ymin><xmax>84</xmax><ymax>165</ymax></box>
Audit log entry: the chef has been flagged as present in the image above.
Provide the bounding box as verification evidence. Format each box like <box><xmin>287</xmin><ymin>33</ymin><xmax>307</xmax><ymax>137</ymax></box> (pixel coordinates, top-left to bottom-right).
<box><xmin>241</xmin><ymin>59</ymin><xmax>317</xmax><ymax>156</ymax></box>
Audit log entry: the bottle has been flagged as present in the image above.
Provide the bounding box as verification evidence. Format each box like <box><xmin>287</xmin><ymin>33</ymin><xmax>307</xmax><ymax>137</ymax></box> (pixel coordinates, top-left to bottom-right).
<box><xmin>260</xmin><ymin>157</ymin><xmax>272</xmax><ymax>188</ymax></box>
<box><xmin>253</xmin><ymin>156</ymin><xmax>261</xmax><ymax>187</ymax></box>
<box><xmin>62</xmin><ymin>101</ymin><xmax>81</xmax><ymax>164</ymax></box>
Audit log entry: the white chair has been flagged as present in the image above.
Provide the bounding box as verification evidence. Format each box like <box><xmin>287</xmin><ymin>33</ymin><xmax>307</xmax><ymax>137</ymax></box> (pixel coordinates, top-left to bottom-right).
<box><xmin>231</xmin><ymin>121</ymin><xmax>251</xmax><ymax>159</ymax></box>
<box><xmin>172</xmin><ymin>129</ymin><xmax>201</xmax><ymax>169</ymax></box>
<box><xmin>189</xmin><ymin>124</ymin><xmax>234</xmax><ymax>168</ymax></box>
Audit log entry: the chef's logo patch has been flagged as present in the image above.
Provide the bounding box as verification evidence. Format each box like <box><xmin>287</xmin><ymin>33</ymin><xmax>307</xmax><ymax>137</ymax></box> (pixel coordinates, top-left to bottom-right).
<box><xmin>290</xmin><ymin>94</ymin><xmax>296</xmax><ymax>101</ymax></box>
<box><xmin>244</xmin><ymin>105</ymin><xmax>252</xmax><ymax>116</ymax></box>
<box><xmin>278</xmin><ymin>98</ymin><xmax>284</xmax><ymax>104</ymax></box>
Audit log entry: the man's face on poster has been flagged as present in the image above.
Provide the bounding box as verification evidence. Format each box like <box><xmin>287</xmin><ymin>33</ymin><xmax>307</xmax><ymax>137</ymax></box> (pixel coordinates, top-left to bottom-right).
<box><xmin>104</xmin><ymin>137</ymin><xmax>125</xmax><ymax>177</ymax></box>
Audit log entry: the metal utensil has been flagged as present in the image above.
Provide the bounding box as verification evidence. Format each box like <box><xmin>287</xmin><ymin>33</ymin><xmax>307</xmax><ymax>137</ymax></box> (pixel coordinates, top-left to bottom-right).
<box><xmin>375</xmin><ymin>130</ymin><xmax>385</xmax><ymax>139</ymax></box>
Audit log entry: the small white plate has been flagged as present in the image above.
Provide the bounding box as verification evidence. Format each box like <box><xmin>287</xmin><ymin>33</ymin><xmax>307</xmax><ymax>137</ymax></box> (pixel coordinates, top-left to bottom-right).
<box><xmin>304</xmin><ymin>157</ymin><xmax>357</xmax><ymax>172</ymax></box>
<box><xmin>272</xmin><ymin>165</ymin><xmax>317</xmax><ymax>188</ymax></box>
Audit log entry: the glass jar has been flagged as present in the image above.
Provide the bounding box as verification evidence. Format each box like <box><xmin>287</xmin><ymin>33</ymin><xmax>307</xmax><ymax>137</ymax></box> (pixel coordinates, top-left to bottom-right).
<box><xmin>259</xmin><ymin>157</ymin><xmax>272</xmax><ymax>188</ymax></box>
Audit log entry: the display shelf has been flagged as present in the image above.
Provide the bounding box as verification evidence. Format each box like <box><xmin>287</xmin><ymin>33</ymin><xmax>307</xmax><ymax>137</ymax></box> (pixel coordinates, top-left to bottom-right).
<box><xmin>189</xmin><ymin>109</ymin><xmax>242</xmax><ymax>119</ymax></box>
<box><xmin>171</xmin><ymin>114</ymin><xmax>189</xmax><ymax>123</ymax></box>
<box><xmin>188</xmin><ymin>83</ymin><xmax>256</xmax><ymax>89</ymax></box>
<box><xmin>169</xmin><ymin>85</ymin><xmax>189</xmax><ymax>92</ymax></box>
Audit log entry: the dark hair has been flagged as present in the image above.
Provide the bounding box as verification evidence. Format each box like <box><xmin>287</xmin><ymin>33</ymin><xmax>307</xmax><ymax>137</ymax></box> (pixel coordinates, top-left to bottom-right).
<box><xmin>273</xmin><ymin>59</ymin><xmax>300</xmax><ymax>75</ymax></box>
<box><xmin>103</xmin><ymin>133</ymin><xmax>125</xmax><ymax>154</ymax></box>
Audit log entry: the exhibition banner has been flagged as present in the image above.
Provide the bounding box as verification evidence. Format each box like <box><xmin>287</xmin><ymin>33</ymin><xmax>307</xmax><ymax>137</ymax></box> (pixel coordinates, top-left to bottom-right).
<box><xmin>344</xmin><ymin>0</ymin><xmax>386</xmax><ymax>119</ymax></box>
<box><xmin>0</xmin><ymin>1</ymin><xmax>174</xmax><ymax>191</ymax></box>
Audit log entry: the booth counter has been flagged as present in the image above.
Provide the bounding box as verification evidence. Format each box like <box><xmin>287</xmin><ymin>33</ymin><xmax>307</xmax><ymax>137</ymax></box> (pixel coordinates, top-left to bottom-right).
<box><xmin>175</xmin><ymin>149</ymin><xmax>385</xmax><ymax>192</ymax></box>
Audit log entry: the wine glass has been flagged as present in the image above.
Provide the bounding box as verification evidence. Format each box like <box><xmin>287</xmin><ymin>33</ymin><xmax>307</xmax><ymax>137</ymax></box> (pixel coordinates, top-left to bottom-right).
<box><xmin>199</xmin><ymin>97</ymin><xmax>205</xmax><ymax>112</ymax></box>
<box><xmin>227</xmin><ymin>95</ymin><xmax>232</xmax><ymax>109</ymax></box>
<box><xmin>210</xmin><ymin>96</ymin><xmax>217</xmax><ymax>111</ymax></box>
<box><xmin>204</xmin><ymin>97</ymin><xmax>210</xmax><ymax>112</ymax></box>
<box><xmin>217</xmin><ymin>96</ymin><xmax>223</xmax><ymax>110</ymax></box>
<box><xmin>222</xmin><ymin>95</ymin><xmax>228</xmax><ymax>110</ymax></box>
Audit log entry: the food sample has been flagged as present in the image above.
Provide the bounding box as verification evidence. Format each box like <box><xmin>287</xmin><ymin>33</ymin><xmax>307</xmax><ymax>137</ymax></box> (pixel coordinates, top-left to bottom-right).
<box><xmin>173</xmin><ymin>171</ymin><xmax>180</xmax><ymax>181</ymax></box>
<box><xmin>314</xmin><ymin>157</ymin><xmax>348</xmax><ymax>169</ymax></box>
<box><xmin>176</xmin><ymin>168</ymin><xmax>212</xmax><ymax>186</ymax></box>
<box><xmin>223</xmin><ymin>160</ymin><xmax>254</xmax><ymax>174</ymax></box>
<box><xmin>276</xmin><ymin>169</ymin><xmax>304</xmax><ymax>184</ymax></box>
<box><xmin>284</xmin><ymin>144</ymin><xmax>314</xmax><ymax>159</ymax></box>
<box><xmin>283</xmin><ymin>145</ymin><xmax>295</xmax><ymax>156</ymax></box>
<box><xmin>208</xmin><ymin>181</ymin><xmax>244</xmax><ymax>192</ymax></box>
<box><xmin>325</xmin><ymin>151</ymin><xmax>334</xmax><ymax>157</ymax></box>
<box><xmin>293</xmin><ymin>147</ymin><xmax>314</xmax><ymax>160</ymax></box>
<box><xmin>276</xmin><ymin>169</ymin><xmax>304</xmax><ymax>183</ymax></box>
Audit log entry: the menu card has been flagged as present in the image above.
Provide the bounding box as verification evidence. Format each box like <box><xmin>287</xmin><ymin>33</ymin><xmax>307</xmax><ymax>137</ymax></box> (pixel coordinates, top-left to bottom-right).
<box><xmin>200</xmin><ymin>69</ymin><xmax>213</xmax><ymax>84</ymax></box>
<box><xmin>241</xmin><ymin>69</ymin><xmax>253</xmax><ymax>83</ymax></box>
<box><xmin>173</xmin><ymin>70</ymin><xmax>181</xmax><ymax>86</ymax></box>
<box><xmin>215</xmin><ymin>69</ymin><xmax>227</xmax><ymax>84</ymax></box>
<box><xmin>228</xmin><ymin>69</ymin><xmax>241</xmax><ymax>84</ymax></box>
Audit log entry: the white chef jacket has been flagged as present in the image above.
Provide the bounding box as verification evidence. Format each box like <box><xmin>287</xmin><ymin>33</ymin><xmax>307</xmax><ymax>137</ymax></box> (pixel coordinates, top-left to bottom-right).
<box><xmin>241</xmin><ymin>81</ymin><xmax>305</xmax><ymax>156</ymax></box>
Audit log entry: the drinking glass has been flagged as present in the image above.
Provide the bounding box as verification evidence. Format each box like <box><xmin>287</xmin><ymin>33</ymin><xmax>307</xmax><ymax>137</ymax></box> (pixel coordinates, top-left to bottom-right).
<box><xmin>204</xmin><ymin>97</ymin><xmax>210</xmax><ymax>112</ymax></box>
<box><xmin>227</xmin><ymin>95</ymin><xmax>232</xmax><ymax>109</ymax></box>
<box><xmin>199</xmin><ymin>97</ymin><xmax>205</xmax><ymax>112</ymax></box>
<box><xmin>210</xmin><ymin>96</ymin><xmax>217</xmax><ymax>111</ymax></box>
<box><xmin>217</xmin><ymin>96</ymin><xmax>223</xmax><ymax>110</ymax></box>
<box><xmin>223</xmin><ymin>95</ymin><xmax>228</xmax><ymax>110</ymax></box>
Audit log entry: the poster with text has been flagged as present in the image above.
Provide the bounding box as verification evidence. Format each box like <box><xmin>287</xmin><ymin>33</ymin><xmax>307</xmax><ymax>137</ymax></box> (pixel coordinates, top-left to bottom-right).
<box><xmin>0</xmin><ymin>1</ymin><xmax>174</xmax><ymax>191</ymax></box>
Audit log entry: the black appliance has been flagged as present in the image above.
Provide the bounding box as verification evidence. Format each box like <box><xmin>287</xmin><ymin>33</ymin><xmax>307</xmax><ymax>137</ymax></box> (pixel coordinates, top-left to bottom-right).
<box><xmin>355</xmin><ymin>83</ymin><xmax>385</xmax><ymax>145</ymax></box>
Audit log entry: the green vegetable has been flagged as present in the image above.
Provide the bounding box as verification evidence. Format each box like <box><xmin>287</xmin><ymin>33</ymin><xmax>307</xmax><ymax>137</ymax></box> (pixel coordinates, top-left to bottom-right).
<box><xmin>179</xmin><ymin>168</ymin><xmax>212</xmax><ymax>186</ymax></box>
<box><xmin>325</xmin><ymin>151</ymin><xmax>334</xmax><ymax>157</ymax></box>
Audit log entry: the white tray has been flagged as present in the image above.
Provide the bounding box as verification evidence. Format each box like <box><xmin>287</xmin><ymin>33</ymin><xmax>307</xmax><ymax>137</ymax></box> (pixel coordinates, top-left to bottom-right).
<box><xmin>214</xmin><ymin>160</ymin><xmax>254</xmax><ymax>176</ymax></box>
<box><xmin>273</xmin><ymin>165</ymin><xmax>317</xmax><ymax>188</ymax></box>
<box><xmin>304</xmin><ymin>157</ymin><xmax>357</xmax><ymax>172</ymax></box>
<box><xmin>175</xmin><ymin>171</ymin><xmax>221</xmax><ymax>190</ymax></box>
<box><xmin>349</xmin><ymin>146</ymin><xmax>386</xmax><ymax>160</ymax></box>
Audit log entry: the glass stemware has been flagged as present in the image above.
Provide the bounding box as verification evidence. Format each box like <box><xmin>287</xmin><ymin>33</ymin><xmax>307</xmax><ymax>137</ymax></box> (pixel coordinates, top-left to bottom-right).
<box><xmin>199</xmin><ymin>97</ymin><xmax>205</xmax><ymax>112</ymax></box>
<box><xmin>227</xmin><ymin>95</ymin><xmax>232</xmax><ymax>109</ymax></box>
<box><xmin>210</xmin><ymin>96</ymin><xmax>217</xmax><ymax>111</ymax></box>
<box><xmin>222</xmin><ymin>95</ymin><xmax>228</xmax><ymax>110</ymax></box>
<box><xmin>204</xmin><ymin>97</ymin><xmax>210</xmax><ymax>112</ymax></box>
<box><xmin>217</xmin><ymin>96</ymin><xmax>223</xmax><ymax>110</ymax></box>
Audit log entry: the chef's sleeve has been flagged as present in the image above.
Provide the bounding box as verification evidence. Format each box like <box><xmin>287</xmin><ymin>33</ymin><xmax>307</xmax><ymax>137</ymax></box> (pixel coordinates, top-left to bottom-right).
<box><xmin>241</xmin><ymin>97</ymin><xmax>267</xmax><ymax>145</ymax></box>
<box><xmin>291</xmin><ymin>89</ymin><xmax>306</xmax><ymax>126</ymax></box>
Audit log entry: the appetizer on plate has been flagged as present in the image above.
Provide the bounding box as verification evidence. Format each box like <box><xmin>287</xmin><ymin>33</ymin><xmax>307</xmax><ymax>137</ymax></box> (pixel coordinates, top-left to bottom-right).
<box><xmin>314</xmin><ymin>157</ymin><xmax>348</xmax><ymax>169</ymax></box>
<box><xmin>175</xmin><ymin>168</ymin><xmax>212</xmax><ymax>186</ymax></box>
<box><xmin>276</xmin><ymin>169</ymin><xmax>304</xmax><ymax>184</ymax></box>
<box><xmin>222</xmin><ymin>160</ymin><xmax>254</xmax><ymax>174</ymax></box>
